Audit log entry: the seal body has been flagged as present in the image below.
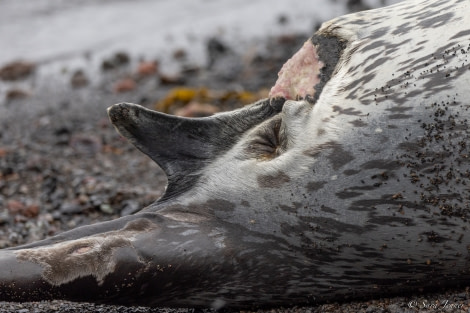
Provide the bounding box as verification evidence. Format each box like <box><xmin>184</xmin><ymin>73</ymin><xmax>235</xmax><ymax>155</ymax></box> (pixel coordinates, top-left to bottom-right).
<box><xmin>1</xmin><ymin>0</ymin><xmax>470</xmax><ymax>309</ymax></box>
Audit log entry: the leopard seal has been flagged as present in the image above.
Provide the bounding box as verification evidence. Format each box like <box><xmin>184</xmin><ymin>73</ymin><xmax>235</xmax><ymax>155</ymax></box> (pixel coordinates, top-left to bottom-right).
<box><xmin>1</xmin><ymin>0</ymin><xmax>470</xmax><ymax>309</ymax></box>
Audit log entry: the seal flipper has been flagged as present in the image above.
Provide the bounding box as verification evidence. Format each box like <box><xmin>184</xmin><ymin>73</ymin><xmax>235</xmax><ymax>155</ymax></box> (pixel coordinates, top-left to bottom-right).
<box><xmin>0</xmin><ymin>212</ymin><xmax>233</xmax><ymax>307</ymax></box>
<box><xmin>107</xmin><ymin>99</ymin><xmax>284</xmax><ymax>199</ymax></box>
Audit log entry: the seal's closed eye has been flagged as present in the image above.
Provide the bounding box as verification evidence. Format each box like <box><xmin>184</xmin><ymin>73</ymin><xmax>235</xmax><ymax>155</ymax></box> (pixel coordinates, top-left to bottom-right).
<box><xmin>243</xmin><ymin>115</ymin><xmax>285</xmax><ymax>160</ymax></box>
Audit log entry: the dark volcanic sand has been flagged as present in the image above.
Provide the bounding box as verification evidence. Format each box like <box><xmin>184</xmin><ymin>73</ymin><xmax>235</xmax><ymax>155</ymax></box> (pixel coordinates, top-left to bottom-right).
<box><xmin>0</xmin><ymin>32</ymin><xmax>469</xmax><ymax>313</ymax></box>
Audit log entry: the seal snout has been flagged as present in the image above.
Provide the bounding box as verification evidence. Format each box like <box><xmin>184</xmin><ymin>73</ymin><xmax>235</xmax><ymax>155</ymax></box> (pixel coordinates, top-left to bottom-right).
<box><xmin>107</xmin><ymin>102</ymin><xmax>138</xmax><ymax>125</ymax></box>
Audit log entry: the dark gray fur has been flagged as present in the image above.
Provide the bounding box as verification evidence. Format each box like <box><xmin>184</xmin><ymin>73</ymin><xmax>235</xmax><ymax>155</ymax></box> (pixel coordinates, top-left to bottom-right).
<box><xmin>311</xmin><ymin>34</ymin><xmax>347</xmax><ymax>103</ymax></box>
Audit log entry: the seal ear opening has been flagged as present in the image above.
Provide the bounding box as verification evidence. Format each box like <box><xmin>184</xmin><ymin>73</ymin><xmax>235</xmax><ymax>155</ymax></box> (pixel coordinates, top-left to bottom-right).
<box><xmin>107</xmin><ymin>100</ymin><xmax>283</xmax><ymax>200</ymax></box>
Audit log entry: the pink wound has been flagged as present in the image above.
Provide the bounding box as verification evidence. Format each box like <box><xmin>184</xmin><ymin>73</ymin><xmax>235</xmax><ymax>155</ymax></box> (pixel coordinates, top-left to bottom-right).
<box><xmin>269</xmin><ymin>41</ymin><xmax>323</xmax><ymax>100</ymax></box>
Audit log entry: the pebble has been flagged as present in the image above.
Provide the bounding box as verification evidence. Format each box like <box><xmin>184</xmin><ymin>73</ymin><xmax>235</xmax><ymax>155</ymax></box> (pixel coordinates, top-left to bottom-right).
<box><xmin>5</xmin><ymin>88</ymin><xmax>30</xmax><ymax>101</ymax></box>
<box><xmin>70</xmin><ymin>134</ymin><xmax>102</xmax><ymax>155</ymax></box>
<box><xmin>60</xmin><ymin>202</ymin><xmax>83</xmax><ymax>215</ymax></box>
<box><xmin>76</xmin><ymin>194</ymin><xmax>88</xmax><ymax>206</ymax></box>
<box><xmin>0</xmin><ymin>210</ymin><xmax>7</xmax><ymax>225</ymax></box>
<box><xmin>206</xmin><ymin>37</ymin><xmax>228</xmax><ymax>68</ymax></box>
<box><xmin>173</xmin><ymin>48</ymin><xmax>187</xmax><ymax>60</ymax></box>
<box><xmin>70</xmin><ymin>70</ymin><xmax>89</xmax><ymax>88</ymax></box>
<box><xmin>99</xmin><ymin>203</ymin><xmax>113</xmax><ymax>214</ymax></box>
<box><xmin>455</xmin><ymin>292</ymin><xmax>467</xmax><ymax>299</ymax></box>
<box><xmin>6</xmin><ymin>200</ymin><xmax>39</xmax><ymax>218</ymax></box>
<box><xmin>387</xmin><ymin>304</ymin><xmax>408</xmax><ymax>313</ymax></box>
<box><xmin>136</xmin><ymin>61</ymin><xmax>158</xmax><ymax>77</ymax></box>
<box><xmin>0</xmin><ymin>60</ymin><xmax>35</xmax><ymax>81</ymax></box>
<box><xmin>159</xmin><ymin>73</ymin><xmax>185</xmax><ymax>85</ymax></box>
<box><xmin>101</xmin><ymin>52</ymin><xmax>130</xmax><ymax>70</ymax></box>
<box><xmin>23</xmin><ymin>204</ymin><xmax>39</xmax><ymax>218</ymax></box>
<box><xmin>7</xmin><ymin>199</ymin><xmax>25</xmax><ymax>214</ymax></box>
<box><xmin>277</xmin><ymin>14</ymin><xmax>289</xmax><ymax>25</ymax></box>
<box><xmin>113</xmin><ymin>78</ymin><xmax>136</xmax><ymax>93</ymax></box>
<box><xmin>205</xmin><ymin>37</ymin><xmax>242</xmax><ymax>82</ymax></box>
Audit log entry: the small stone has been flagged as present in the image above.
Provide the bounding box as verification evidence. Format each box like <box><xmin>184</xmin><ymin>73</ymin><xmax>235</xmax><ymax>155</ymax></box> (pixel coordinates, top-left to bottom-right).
<box><xmin>277</xmin><ymin>34</ymin><xmax>301</xmax><ymax>44</ymax></box>
<box><xmin>7</xmin><ymin>200</ymin><xmax>40</xmax><ymax>218</ymax></box>
<box><xmin>137</xmin><ymin>61</ymin><xmax>158</xmax><ymax>77</ymax></box>
<box><xmin>0</xmin><ymin>209</ymin><xmax>8</xmax><ymax>225</ymax></box>
<box><xmin>78</xmin><ymin>194</ymin><xmax>90</xmax><ymax>205</ymax></box>
<box><xmin>60</xmin><ymin>202</ymin><xmax>83</xmax><ymax>215</ymax></box>
<box><xmin>114</xmin><ymin>52</ymin><xmax>130</xmax><ymax>65</ymax></box>
<box><xmin>207</xmin><ymin>37</ymin><xmax>228</xmax><ymax>68</ymax></box>
<box><xmin>366</xmin><ymin>305</ymin><xmax>380</xmax><ymax>313</ymax></box>
<box><xmin>181</xmin><ymin>64</ymin><xmax>200</xmax><ymax>75</ymax></box>
<box><xmin>0</xmin><ymin>239</ymin><xmax>8</xmax><ymax>248</ymax></box>
<box><xmin>387</xmin><ymin>304</ymin><xmax>405</xmax><ymax>313</ymax></box>
<box><xmin>54</xmin><ymin>127</ymin><xmax>71</xmax><ymax>146</ymax></box>
<box><xmin>23</xmin><ymin>204</ymin><xmax>39</xmax><ymax>218</ymax></box>
<box><xmin>99</xmin><ymin>203</ymin><xmax>113</xmax><ymax>214</ymax></box>
<box><xmin>159</xmin><ymin>73</ymin><xmax>185</xmax><ymax>85</ymax></box>
<box><xmin>173</xmin><ymin>49</ymin><xmax>187</xmax><ymax>60</ymax></box>
<box><xmin>277</xmin><ymin>14</ymin><xmax>289</xmax><ymax>25</ymax></box>
<box><xmin>5</xmin><ymin>88</ymin><xmax>30</xmax><ymax>100</ymax></box>
<box><xmin>70</xmin><ymin>70</ymin><xmax>89</xmax><ymax>88</ymax></box>
<box><xmin>0</xmin><ymin>60</ymin><xmax>35</xmax><ymax>81</ymax></box>
<box><xmin>101</xmin><ymin>52</ymin><xmax>130</xmax><ymax>70</ymax></box>
<box><xmin>90</xmin><ymin>194</ymin><xmax>105</xmax><ymax>206</ymax></box>
<box><xmin>18</xmin><ymin>184</ymin><xmax>29</xmax><ymax>194</ymax></box>
<box><xmin>101</xmin><ymin>60</ymin><xmax>115</xmax><ymax>70</ymax></box>
<box><xmin>70</xmin><ymin>134</ymin><xmax>102</xmax><ymax>155</ymax></box>
<box><xmin>113</xmin><ymin>78</ymin><xmax>136</xmax><ymax>93</ymax></box>
<box><xmin>7</xmin><ymin>200</ymin><xmax>25</xmax><ymax>214</ymax></box>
